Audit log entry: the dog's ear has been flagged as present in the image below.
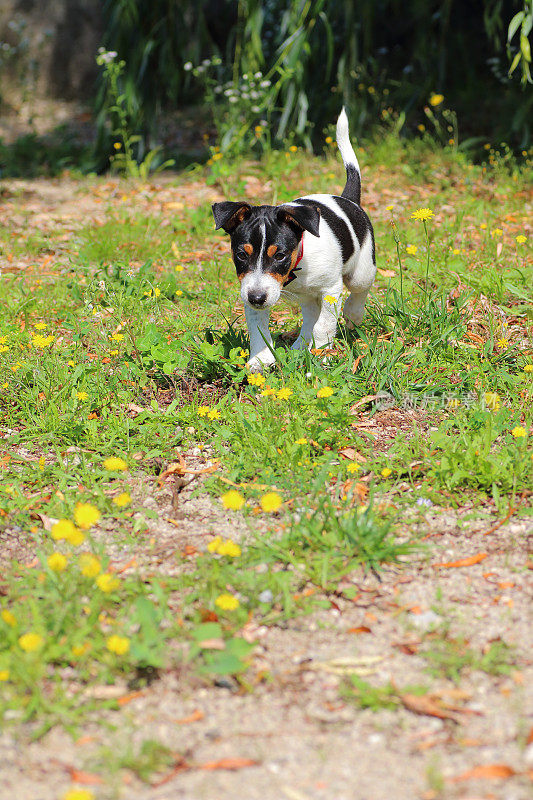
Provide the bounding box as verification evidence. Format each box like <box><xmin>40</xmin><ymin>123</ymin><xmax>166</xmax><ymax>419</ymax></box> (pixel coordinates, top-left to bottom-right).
<box><xmin>212</xmin><ymin>201</ymin><xmax>252</xmax><ymax>233</ymax></box>
<box><xmin>277</xmin><ymin>204</ymin><xmax>321</xmax><ymax>237</ymax></box>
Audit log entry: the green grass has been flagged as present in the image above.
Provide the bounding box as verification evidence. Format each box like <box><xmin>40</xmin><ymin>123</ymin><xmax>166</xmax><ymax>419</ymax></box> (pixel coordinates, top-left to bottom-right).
<box><xmin>0</xmin><ymin>132</ymin><xmax>531</xmax><ymax>733</ymax></box>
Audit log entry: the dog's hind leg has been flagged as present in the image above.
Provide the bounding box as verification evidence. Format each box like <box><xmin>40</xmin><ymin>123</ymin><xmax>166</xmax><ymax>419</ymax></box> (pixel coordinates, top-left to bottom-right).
<box><xmin>342</xmin><ymin>231</ymin><xmax>376</xmax><ymax>328</ymax></box>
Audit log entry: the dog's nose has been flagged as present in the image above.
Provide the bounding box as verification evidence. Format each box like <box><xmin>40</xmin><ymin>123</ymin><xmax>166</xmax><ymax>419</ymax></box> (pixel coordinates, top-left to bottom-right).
<box><xmin>248</xmin><ymin>290</ymin><xmax>267</xmax><ymax>307</ymax></box>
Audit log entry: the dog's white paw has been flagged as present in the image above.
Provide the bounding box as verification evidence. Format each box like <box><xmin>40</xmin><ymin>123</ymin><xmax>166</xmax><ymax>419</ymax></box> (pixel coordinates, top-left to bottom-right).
<box><xmin>247</xmin><ymin>350</ymin><xmax>276</xmax><ymax>373</ymax></box>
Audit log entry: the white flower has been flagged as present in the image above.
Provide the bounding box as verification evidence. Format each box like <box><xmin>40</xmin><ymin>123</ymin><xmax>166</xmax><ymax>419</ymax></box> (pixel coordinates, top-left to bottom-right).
<box><xmin>251</xmin><ymin>105</ymin><xmax>260</xmax><ymax>113</ymax></box>
<box><xmin>224</xmin><ymin>89</ymin><xmax>234</xmax><ymax>97</ymax></box>
<box><xmin>98</xmin><ymin>280</ymin><xmax>105</xmax><ymax>290</ymax></box>
<box><xmin>183</xmin><ymin>61</ymin><xmax>193</xmax><ymax>71</ymax></box>
<box><xmin>254</xmin><ymin>71</ymin><xmax>263</xmax><ymax>79</ymax></box>
<box><xmin>229</xmin><ymin>96</ymin><xmax>238</xmax><ymax>104</ymax></box>
<box><xmin>243</xmin><ymin>73</ymin><xmax>248</xmax><ymax>80</ymax></box>
<box><xmin>260</xmin><ymin>80</ymin><xmax>271</xmax><ymax>88</ymax></box>
<box><xmin>202</xmin><ymin>59</ymin><xmax>211</xmax><ymax>66</ymax></box>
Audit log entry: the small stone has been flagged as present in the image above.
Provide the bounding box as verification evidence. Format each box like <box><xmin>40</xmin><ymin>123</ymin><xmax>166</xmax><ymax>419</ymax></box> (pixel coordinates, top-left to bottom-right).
<box><xmin>258</xmin><ymin>589</ymin><xmax>273</xmax><ymax>603</ymax></box>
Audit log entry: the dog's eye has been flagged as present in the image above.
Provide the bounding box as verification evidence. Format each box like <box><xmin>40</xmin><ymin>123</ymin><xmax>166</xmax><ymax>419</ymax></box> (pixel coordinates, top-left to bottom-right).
<box><xmin>236</xmin><ymin>248</ymin><xmax>248</xmax><ymax>261</ymax></box>
<box><xmin>274</xmin><ymin>251</ymin><xmax>287</xmax><ymax>261</ymax></box>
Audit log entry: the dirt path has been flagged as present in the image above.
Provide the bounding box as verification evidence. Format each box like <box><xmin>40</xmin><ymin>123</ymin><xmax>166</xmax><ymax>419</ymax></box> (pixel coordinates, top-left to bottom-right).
<box><xmin>1</xmin><ymin>462</ymin><xmax>531</xmax><ymax>800</ymax></box>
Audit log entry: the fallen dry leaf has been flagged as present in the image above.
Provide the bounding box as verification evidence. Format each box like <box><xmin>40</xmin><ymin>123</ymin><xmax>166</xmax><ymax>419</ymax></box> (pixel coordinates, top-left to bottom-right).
<box><xmin>117</xmin><ymin>690</ymin><xmax>146</xmax><ymax>706</ymax></box>
<box><xmin>398</xmin><ymin>693</ymin><xmax>462</xmax><ymax>723</ymax></box>
<box><xmin>200</xmin><ymin>757</ymin><xmax>259</xmax><ymax>771</ymax></box>
<box><xmin>449</xmin><ymin>763</ymin><xmax>516</xmax><ymax>782</ymax></box>
<box><xmin>65</xmin><ymin>767</ymin><xmax>103</xmax><ymax>785</ymax></box>
<box><xmin>176</xmin><ymin>709</ymin><xmax>205</xmax><ymax>724</ymax></box>
<box><xmin>347</xmin><ymin>625</ymin><xmax>372</xmax><ymax>634</ymax></box>
<box><xmin>433</xmin><ymin>553</ymin><xmax>488</xmax><ymax>569</ymax></box>
<box><xmin>377</xmin><ymin>268</ymin><xmax>396</xmax><ymax>277</ymax></box>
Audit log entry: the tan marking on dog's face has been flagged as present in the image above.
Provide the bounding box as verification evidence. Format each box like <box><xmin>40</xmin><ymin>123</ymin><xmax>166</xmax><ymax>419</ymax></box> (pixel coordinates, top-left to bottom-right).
<box><xmin>269</xmin><ymin>245</ymin><xmax>300</xmax><ymax>285</ymax></box>
<box><xmin>267</xmin><ymin>244</ymin><xmax>278</xmax><ymax>258</ymax></box>
<box><xmin>243</xmin><ymin>243</ymin><xmax>253</xmax><ymax>256</ymax></box>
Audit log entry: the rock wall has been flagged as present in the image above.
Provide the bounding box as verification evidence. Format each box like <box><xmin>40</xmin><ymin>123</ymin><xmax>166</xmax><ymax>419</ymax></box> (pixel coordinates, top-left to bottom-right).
<box><xmin>0</xmin><ymin>0</ymin><xmax>102</xmax><ymax>100</ymax></box>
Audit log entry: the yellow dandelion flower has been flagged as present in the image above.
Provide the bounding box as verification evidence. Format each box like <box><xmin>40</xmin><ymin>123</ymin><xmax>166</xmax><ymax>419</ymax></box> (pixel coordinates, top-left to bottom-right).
<box><xmin>197</xmin><ymin>406</ymin><xmax>209</xmax><ymax>417</ymax></box>
<box><xmin>109</xmin><ymin>350</ymin><xmax>119</xmax><ymax>356</ymax></box>
<box><xmin>34</xmin><ymin>323</ymin><xmax>46</xmax><ymax>330</ymax></box>
<box><xmin>406</xmin><ymin>245</ymin><xmax>418</xmax><ymax>255</ymax></box>
<box><xmin>71</xmin><ymin>643</ymin><xmax>90</xmax><ymax>658</ymax></box>
<box><xmin>238</xmin><ymin>348</ymin><xmax>249</xmax><ymax>358</ymax></box>
<box><xmin>381</xmin><ymin>467</ymin><xmax>392</xmax><ymax>478</ymax></box>
<box><xmin>255</xmin><ymin>125</ymin><xmax>263</xmax><ymax>134</ymax></box>
<box><xmin>18</xmin><ymin>632</ymin><xmax>44</xmax><ymax>652</ymax></box>
<box><xmin>0</xmin><ymin>335</ymin><xmax>7</xmax><ymax>343</ymax></box>
<box><xmin>207</xmin><ymin>408</ymin><xmax>220</xmax><ymax>420</ymax></box>
<box><xmin>248</xmin><ymin>373</ymin><xmax>266</xmax><ymax>386</ymax></box>
<box><xmin>347</xmin><ymin>462</ymin><xmax>360</xmax><ymax>473</ymax></box>
<box><xmin>207</xmin><ymin>536</ymin><xmax>223</xmax><ymax>553</ymax></box>
<box><xmin>67</xmin><ymin>360</ymin><xmax>75</xmax><ymax>366</ymax></box>
<box><xmin>51</xmin><ymin>519</ymin><xmax>76</xmax><ymax>541</ymax></box>
<box><xmin>484</xmin><ymin>392</ymin><xmax>501</xmax><ymax>411</ymax></box>
<box><xmin>524</xmin><ymin>364</ymin><xmax>533</xmax><ymax>373</ymax></box>
<box><xmin>289</xmin><ymin>145</ymin><xmax>298</xmax><ymax>152</ymax></box>
<box><xmin>496</xmin><ymin>337</ymin><xmax>509</xmax><ymax>350</ymax></box>
<box><xmin>429</xmin><ymin>93</ymin><xmax>444</xmax><ymax>106</ymax></box>
<box><xmin>110</xmin><ymin>333</ymin><xmax>124</xmax><ymax>341</ymax></box>
<box><xmin>221</xmin><ymin>490</ymin><xmax>245</xmax><ymax>511</ymax></box>
<box><xmin>0</xmin><ymin>345</ymin><xmax>8</xmax><ymax>353</ymax></box>
<box><xmin>103</xmin><ymin>456</ymin><xmax>128</xmax><ymax>471</ymax></box>
<box><xmin>276</xmin><ymin>388</ymin><xmax>292</xmax><ymax>400</ymax></box>
<box><xmin>65</xmin><ymin>526</ymin><xmax>85</xmax><ymax>547</ymax></box>
<box><xmin>154</xmin><ymin>287</ymin><xmax>161</xmax><ymax>297</ymax></box>
<box><xmin>1</xmin><ymin>609</ymin><xmax>16</xmax><ymax>627</ymax></box>
<box><xmin>260</xmin><ymin>492</ymin><xmax>282</xmax><ymax>512</ymax></box>
<box><xmin>385</xmin><ymin>204</ymin><xmax>394</xmax><ymax>211</ymax></box>
<box><xmin>511</xmin><ymin>426</ymin><xmax>526</xmax><ymax>438</ymax></box>
<box><xmin>411</xmin><ymin>208</ymin><xmax>434</xmax><ymax>222</ymax></box>
<box><xmin>417</xmin><ymin>124</ymin><xmax>425</xmax><ymax>132</ymax></box>
<box><xmin>217</xmin><ymin>540</ymin><xmax>242</xmax><ymax>558</ymax></box>
<box><xmin>31</xmin><ymin>334</ymin><xmax>54</xmax><ymax>348</ymax></box>
<box><xmin>260</xmin><ymin>387</ymin><xmax>276</xmax><ymax>396</ymax></box>
<box><xmin>295</xmin><ymin>437</ymin><xmax>307</xmax><ymax>445</ymax></box>
<box><xmin>113</xmin><ymin>492</ymin><xmax>131</xmax><ymax>507</ymax></box>
<box><xmin>0</xmin><ymin>670</ymin><xmax>9</xmax><ymax>681</ymax></box>
<box><xmin>446</xmin><ymin>398</ymin><xmax>460</xmax><ymax>410</ymax></box>
<box><xmin>106</xmin><ymin>634</ymin><xmax>130</xmax><ymax>655</ymax></box>
<box><xmin>175</xmin><ymin>289</ymin><xmax>183</xmax><ymax>297</ymax></box>
<box><xmin>79</xmin><ymin>553</ymin><xmax>101</xmax><ymax>578</ymax></box>
<box><xmin>317</xmin><ymin>386</ymin><xmax>334</xmax><ymax>398</ymax></box>
<box><xmin>215</xmin><ymin>593</ymin><xmax>239</xmax><ymax>611</ymax></box>
<box><xmin>515</xmin><ymin>235</ymin><xmax>527</xmax><ymax>244</ymax></box>
<box><xmin>62</xmin><ymin>789</ymin><xmax>95</xmax><ymax>800</ymax></box>
<box><xmin>76</xmin><ymin>391</ymin><xmax>88</xmax><ymax>401</ymax></box>
<box><xmin>491</xmin><ymin>228</ymin><xmax>503</xmax><ymax>238</ymax></box>
<box><xmin>74</xmin><ymin>503</ymin><xmax>101</xmax><ymax>530</ymax></box>
<box><xmin>96</xmin><ymin>573</ymin><xmax>120</xmax><ymax>593</ymax></box>
<box><xmin>324</xmin><ymin>295</ymin><xmax>337</xmax><ymax>304</ymax></box>
<box><xmin>47</xmin><ymin>552</ymin><xmax>68</xmax><ymax>572</ymax></box>
<box><xmin>480</xmin><ymin>223</ymin><xmax>487</xmax><ymax>229</ymax></box>
<box><xmin>325</xmin><ymin>135</ymin><xmax>333</xmax><ymax>144</ymax></box>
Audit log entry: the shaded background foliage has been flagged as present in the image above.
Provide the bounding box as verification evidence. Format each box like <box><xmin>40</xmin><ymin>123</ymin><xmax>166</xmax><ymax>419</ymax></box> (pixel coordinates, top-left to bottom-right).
<box><xmin>0</xmin><ymin>0</ymin><xmax>531</xmax><ymax>175</ymax></box>
<box><xmin>97</xmin><ymin>0</ymin><xmax>532</xmax><ymax>152</ymax></box>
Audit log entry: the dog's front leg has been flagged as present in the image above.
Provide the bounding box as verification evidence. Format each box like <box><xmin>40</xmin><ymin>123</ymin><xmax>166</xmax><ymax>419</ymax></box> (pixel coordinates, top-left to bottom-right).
<box><xmin>245</xmin><ymin>305</ymin><xmax>275</xmax><ymax>372</ymax></box>
<box><xmin>292</xmin><ymin>299</ymin><xmax>321</xmax><ymax>350</ymax></box>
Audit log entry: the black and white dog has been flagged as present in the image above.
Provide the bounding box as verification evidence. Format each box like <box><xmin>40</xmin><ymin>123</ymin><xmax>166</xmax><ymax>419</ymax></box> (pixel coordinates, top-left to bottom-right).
<box><xmin>212</xmin><ymin>109</ymin><xmax>376</xmax><ymax>372</ymax></box>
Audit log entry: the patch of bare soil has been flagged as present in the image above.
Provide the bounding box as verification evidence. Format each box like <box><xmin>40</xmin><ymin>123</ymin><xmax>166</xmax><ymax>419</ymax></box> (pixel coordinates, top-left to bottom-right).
<box><xmin>1</xmin><ymin>464</ymin><xmax>531</xmax><ymax>800</ymax></box>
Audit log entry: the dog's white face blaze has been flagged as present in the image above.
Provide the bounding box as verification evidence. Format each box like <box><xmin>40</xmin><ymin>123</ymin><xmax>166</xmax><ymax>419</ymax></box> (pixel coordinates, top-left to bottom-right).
<box><xmin>240</xmin><ymin>221</ymin><xmax>283</xmax><ymax>308</ymax></box>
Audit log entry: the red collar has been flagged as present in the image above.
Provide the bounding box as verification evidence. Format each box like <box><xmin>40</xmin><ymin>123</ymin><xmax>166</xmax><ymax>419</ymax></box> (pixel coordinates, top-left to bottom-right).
<box><xmin>283</xmin><ymin>235</ymin><xmax>304</xmax><ymax>286</ymax></box>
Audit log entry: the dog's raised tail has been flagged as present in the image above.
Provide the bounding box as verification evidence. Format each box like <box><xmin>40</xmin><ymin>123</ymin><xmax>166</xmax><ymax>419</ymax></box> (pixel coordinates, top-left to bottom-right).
<box><xmin>336</xmin><ymin>107</ymin><xmax>361</xmax><ymax>206</ymax></box>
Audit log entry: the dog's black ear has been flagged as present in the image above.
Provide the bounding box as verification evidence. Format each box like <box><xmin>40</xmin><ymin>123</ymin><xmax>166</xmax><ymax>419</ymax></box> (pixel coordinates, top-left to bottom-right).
<box><xmin>212</xmin><ymin>201</ymin><xmax>252</xmax><ymax>233</ymax></box>
<box><xmin>277</xmin><ymin>204</ymin><xmax>321</xmax><ymax>237</ymax></box>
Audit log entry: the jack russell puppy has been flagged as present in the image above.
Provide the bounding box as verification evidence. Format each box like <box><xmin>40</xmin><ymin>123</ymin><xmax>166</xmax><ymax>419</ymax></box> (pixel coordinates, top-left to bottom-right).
<box><xmin>212</xmin><ymin>108</ymin><xmax>376</xmax><ymax>372</ymax></box>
